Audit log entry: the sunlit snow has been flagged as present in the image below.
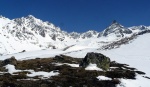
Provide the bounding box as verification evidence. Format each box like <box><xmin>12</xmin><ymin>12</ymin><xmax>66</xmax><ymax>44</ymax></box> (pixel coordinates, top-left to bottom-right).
<box><xmin>97</xmin><ymin>76</ymin><xmax>112</xmax><ymax>80</ymax></box>
<box><xmin>85</xmin><ymin>63</ymin><xmax>103</xmax><ymax>71</ymax></box>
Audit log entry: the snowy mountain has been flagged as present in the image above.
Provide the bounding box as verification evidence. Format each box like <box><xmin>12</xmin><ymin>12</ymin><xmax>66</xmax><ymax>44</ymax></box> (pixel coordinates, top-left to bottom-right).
<box><xmin>1</xmin><ymin>15</ymin><xmax>150</xmax><ymax>87</ymax></box>
<box><xmin>0</xmin><ymin>15</ymin><xmax>150</xmax><ymax>55</ymax></box>
<box><xmin>0</xmin><ymin>15</ymin><xmax>71</xmax><ymax>55</ymax></box>
<box><xmin>99</xmin><ymin>20</ymin><xmax>132</xmax><ymax>38</ymax></box>
<box><xmin>70</xmin><ymin>30</ymin><xmax>98</xmax><ymax>39</ymax></box>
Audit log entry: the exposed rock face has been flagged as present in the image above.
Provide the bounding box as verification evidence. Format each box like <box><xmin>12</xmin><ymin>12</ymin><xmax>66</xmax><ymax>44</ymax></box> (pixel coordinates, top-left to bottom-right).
<box><xmin>100</xmin><ymin>20</ymin><xmax>132</xmax><ymax>37</ymax></box>
<box><xmin>53</xmin><ymin>55</ymin><xmax>81</xmax><ymax>63</ymax></box>
<box><xmin>99</xmin><ymin>34</ymin><xmax>137</xmax><ymax>50</ymax></box>
<box><xmin>3</xmin><ymin>56</ymin><xmax>17</xmax><ymax>66</ymax></box>
<box><xmin>54</xmin><ymin>55</ymin><xmax>65</xmax><ymax>62</ymax></box>
<box><xmin>80</xmin><ymin>52</ymin><xmax>110</xmax><ymax>71</ymax></box>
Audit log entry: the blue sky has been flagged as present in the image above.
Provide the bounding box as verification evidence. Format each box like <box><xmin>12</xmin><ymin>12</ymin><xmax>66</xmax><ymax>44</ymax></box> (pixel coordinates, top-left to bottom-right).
<box><xmin>0</xmin><ymin>0</ymin><xmax>150</xmax><ymax>32</ymax></box>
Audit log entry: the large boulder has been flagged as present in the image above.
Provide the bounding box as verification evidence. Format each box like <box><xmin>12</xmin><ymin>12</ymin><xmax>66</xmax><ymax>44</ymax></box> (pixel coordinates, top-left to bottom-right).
<box><xmin>80</xmin><ymin>52</ymin><xmax>110</xmax><ymax>71</ymax></box>
<box><xmin>3</xmin><ymin>56</ymin><xmax>17</xmax><ymax>66</ymax></box>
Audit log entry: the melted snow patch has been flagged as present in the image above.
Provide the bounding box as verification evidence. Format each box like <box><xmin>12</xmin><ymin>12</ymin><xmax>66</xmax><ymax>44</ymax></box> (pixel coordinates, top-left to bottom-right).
<box><xmin>5</xmin><ymin>64</ymin><xmax>22</xmax><ymax>74</ymax></box>
<box><xmin>27</xmin><ymin>71</ymin><xmax>59</xmax><ymax>79</ymax></box>
<box><xmin>4</xmin><ymin>64</ymin><xmax>59</xmax><ymax>79</ymax></box>
<box><xmin>54</xmin><ymin>63</ymin><xmax>79</xmax><ymax>67</ymax></box>
<box><xmin>85</xmin><ymin>63</ymin><xmax>103</xmax><ymax>71</ymax></box>
<box><xmin>65</xmin><ymin>63</ymin><xmax>79</xmax><ymax>67</ymax></box>
<box><xmin>97</xmin><ymin>76</ymin><xmax>112</xmax><ymax>80</ymax></box>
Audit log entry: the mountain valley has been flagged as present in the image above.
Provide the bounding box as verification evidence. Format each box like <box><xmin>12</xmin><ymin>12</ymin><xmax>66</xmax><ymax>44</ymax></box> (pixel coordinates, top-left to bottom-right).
<box><xmin>0</xmin><ymin>15</ymin><xmax>150</xmax><ymax>87</ymax></box>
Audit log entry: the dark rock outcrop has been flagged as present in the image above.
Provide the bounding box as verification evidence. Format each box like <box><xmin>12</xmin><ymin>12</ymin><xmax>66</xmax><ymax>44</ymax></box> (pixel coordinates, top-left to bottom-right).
<box><xmin>53</xmin><ymin>55</ymin><xmax>81</xmax><ymax>63</ymax></box>
<box><xmin>99</xmin><ymin>33</ymin><xmax>138</xmax><ymax>50</ymax></box>
<box><xmin>3</xmin><ymin>56</ymin><xmax>17</xmax><ymax>66</ymax></box>
<box><xmin>80</xmin><ymin>52</ymin><xmax>110</xmax><ymax>71</ymax></box>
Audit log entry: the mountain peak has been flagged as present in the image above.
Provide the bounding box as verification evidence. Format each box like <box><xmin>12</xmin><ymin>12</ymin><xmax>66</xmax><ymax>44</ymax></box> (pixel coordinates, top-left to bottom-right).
<box><xmin>111</xmin><ymin>20</ymin><xmax>119</xmax><ymax>24</ymax></box>
<box><xmin>24</xmin><ymin>15</ymin><xmax>37</xmax><ymax>20</ymax></box>
<box><xmin>27</xmin><ymin>15</ymin><xmax>35</xmax><ymax>18</ymax></box>
<box><xmin>0</xmin><ymin>15</ymin><xmax>3</xmax><ymax>18</ymax></box>
<box><xmin>101</xmin><ymin>20</ymin><xmax>132</xmax><ymax>37</ymax></box>
<box><xmin>112</xmin><ymin>20</ymin><xmax>117</xmax><ymax>24</ymax></box>
<box><xmin>0</xmin><ymin>15</ymin><xmax>7</xmax><ymax>19</ymax></box>
<box><xmin>109</xmin><ymin>20</ymin><xmax>123</xmax><ymax>28</ymax></box>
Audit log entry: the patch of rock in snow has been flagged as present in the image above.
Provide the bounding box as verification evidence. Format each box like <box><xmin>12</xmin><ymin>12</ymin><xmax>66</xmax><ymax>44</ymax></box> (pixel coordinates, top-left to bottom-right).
<box><xmin>4</xmin><ymin>64</ymin><xmax>59</xmax><ymax>79</ymax></box>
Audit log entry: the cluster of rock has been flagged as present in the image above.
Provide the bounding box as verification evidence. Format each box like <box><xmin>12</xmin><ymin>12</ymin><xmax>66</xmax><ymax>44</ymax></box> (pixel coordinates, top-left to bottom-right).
<box><xmin>0</xmin><ymin>53</ymin><xmax>145</xmax><ymax>87</ymax></box>
<box><xmin>99</xmin><ymin>34</ymin><xmax>137</xmax><ymax>50</ymax></box>
<box><xmin>99</xmin><ymin>29</ymin><xmax>150</xmax><ymax>50</ymax></box>
<box><xmin>1</xmin><ymin>52</ymin><xmax>111</xmax><ymax>72</ymax></box>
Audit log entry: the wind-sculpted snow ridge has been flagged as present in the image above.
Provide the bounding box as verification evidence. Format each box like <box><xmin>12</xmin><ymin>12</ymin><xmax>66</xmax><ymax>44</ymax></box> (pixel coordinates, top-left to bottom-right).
<box><xmin>0</xmin><ymin>15</ymin><xmax>150</xmax><ymax>55</ymax></box>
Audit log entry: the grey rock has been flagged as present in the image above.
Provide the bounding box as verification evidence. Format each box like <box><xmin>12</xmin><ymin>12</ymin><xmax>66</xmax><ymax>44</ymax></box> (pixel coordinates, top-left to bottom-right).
<box><xmin>80</xmin><ymin>52</ymin><xmax>110</xmax><ymax>71</ymax></box>
<box><xmin>3</xmin><ymin>56</ymin><xmax>17</xmax><ymax>66</ymax></box>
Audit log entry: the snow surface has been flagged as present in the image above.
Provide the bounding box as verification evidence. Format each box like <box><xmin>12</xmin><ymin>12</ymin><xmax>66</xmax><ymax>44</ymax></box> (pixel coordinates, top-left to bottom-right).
<box><xmin>101</xmin><ymin>33</ymin><xmax>150</xmax><ymax>77</ymax></box>
<box><xmin>97</xmin><ymin>76</ymin><xmax>112</xmax><ymax>80</ymax></box>
<box><xmin>1</xmin><ymin>33</ymin><xmax>150</xmax><ymax>86</ymax></box>
<box><xmin>54</xmin><ymin>63</ymin><xmax>79</xmax><ymax>67</ymax></box>
<box><xmin>5</xmin><ymin>64</ymin><xmax>22</xmax><ymax>74</ymax></box>
<box><xmin>65</xmin><ymin>33</ymin><xmax>150</xmax><ymax>87</ymax></box>
<box><xmin>85</xmin><ymin>63</ymin><xmax>103</xmax><ymax>71</ymax></box>
<box><xmin>0</xmin><ymin>49</ymin><xmax>64</xmax><ymax>60</ymax></box>
<box><xmin>27</xmin><ymin>71</ymin><xmax>59</xmax><ymax>79</ymax></box>
<box><xmin>117</xmin><ymin>75</ymin><xmax>150</xmax><ymax>87</ymax></box>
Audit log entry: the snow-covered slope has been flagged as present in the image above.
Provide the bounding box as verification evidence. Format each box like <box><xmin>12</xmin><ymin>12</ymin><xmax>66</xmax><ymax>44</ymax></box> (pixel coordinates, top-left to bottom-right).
<box><xmin>102</xmin><ymin>33</ymin><xmax>150</xmax><ymax>87</ymax></box>
<box><xmin>1</xmin><ymin>15</ymin><xmax>150</xmax><ymax>86</ymax></box>
<box><xmin>64</xmin><ymin>33</ymin><xmax>150</xmax><ymax>87</ymax></box>
<box><xmin>0</xmin><ymin>15</ymin><xmax>150</xmax><ymax>56</ymax></box>
<box><xmin>1</xmin><ymin>32</ymin><xmax>150</xmax><ymax>87</ymax></box>
<box><xmin>101</xmin><ymin>33</ymin><xmax>150</xmax><ymax>75</ymax></box>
